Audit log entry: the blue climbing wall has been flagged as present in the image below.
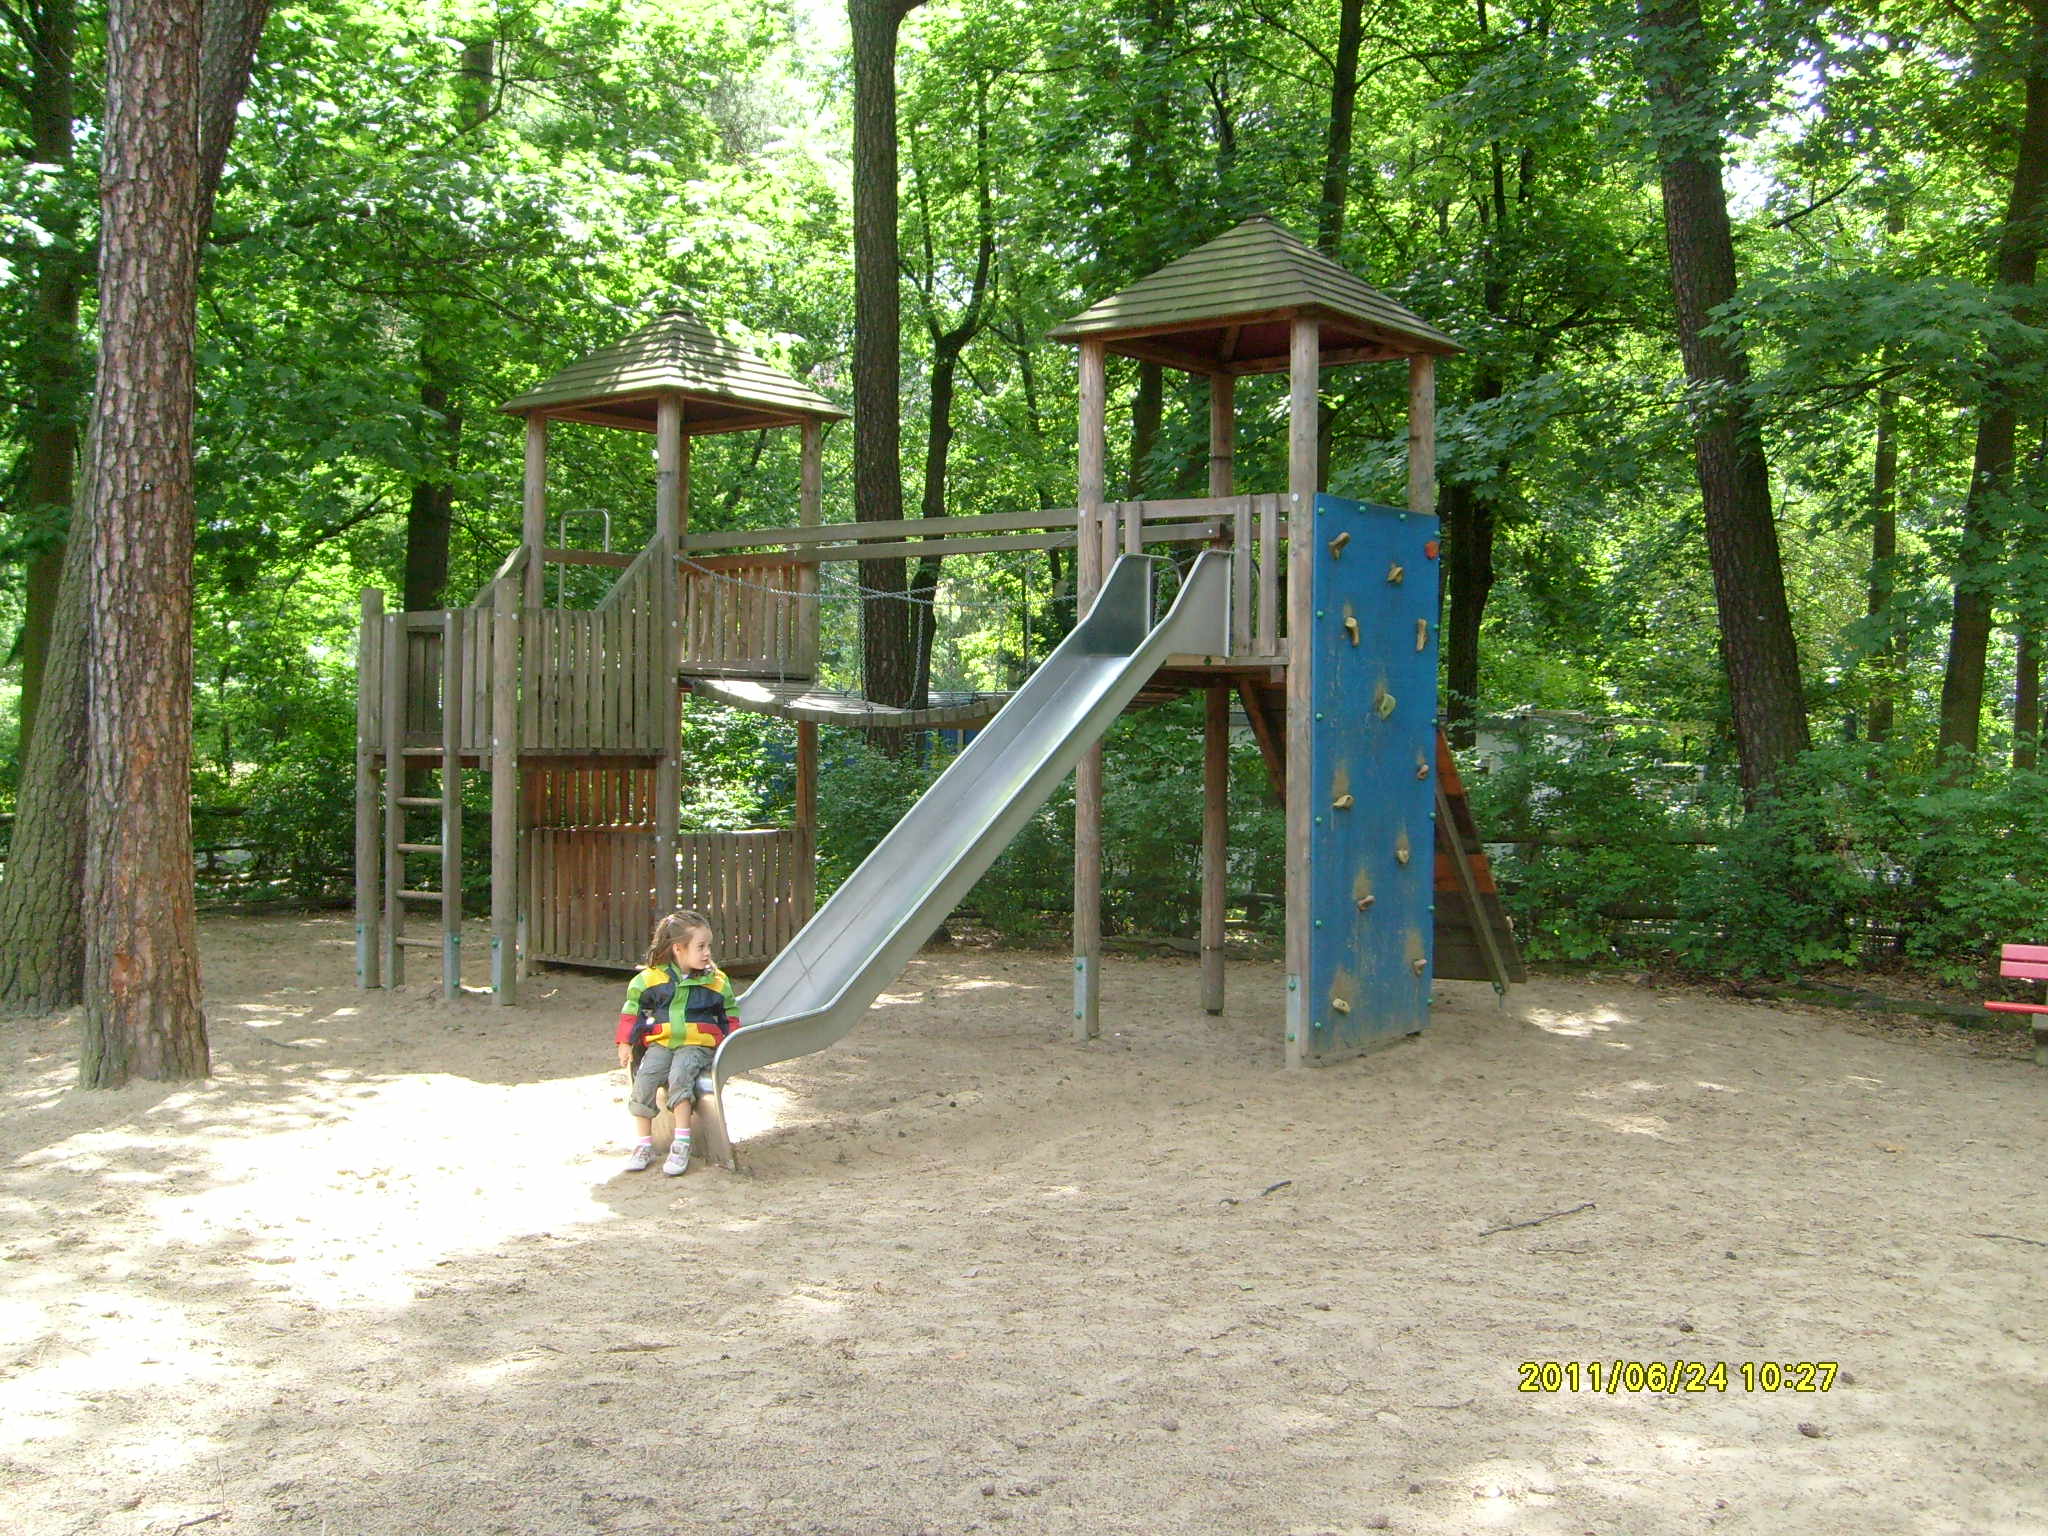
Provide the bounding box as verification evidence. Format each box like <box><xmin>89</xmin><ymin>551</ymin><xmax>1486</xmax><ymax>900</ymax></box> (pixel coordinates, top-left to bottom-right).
<box><xmin>1301</xmin><ymin>494</ymin><xmax>1440</xmax><ymax>1061</ymax></box>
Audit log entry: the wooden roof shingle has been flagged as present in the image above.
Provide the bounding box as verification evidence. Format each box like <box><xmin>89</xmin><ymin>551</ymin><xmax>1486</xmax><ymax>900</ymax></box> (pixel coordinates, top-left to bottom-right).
<box><xmin>500</xmin><ymin>310</ymin><xmax>847</xmax><ymax>434</ymax></box>
<box><xmin>1049</xmin><ymin>217</ymin><xmax>1459</xmax><ymax>372</ymax></box>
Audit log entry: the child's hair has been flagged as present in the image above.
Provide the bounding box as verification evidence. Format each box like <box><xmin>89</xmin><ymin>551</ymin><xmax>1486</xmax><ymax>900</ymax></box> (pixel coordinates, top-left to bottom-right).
<box><xmin>647</xmin><ymin>910</ymin><xmax>713</xmax><ymax>968</ymax></box>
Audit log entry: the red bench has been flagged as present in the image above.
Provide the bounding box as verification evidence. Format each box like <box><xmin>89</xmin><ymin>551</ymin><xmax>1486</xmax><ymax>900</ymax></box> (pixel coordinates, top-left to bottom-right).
<box><xmin>1984</xmin><ymin>944</ymin><xmax>2048</xmax><ymax>1065</ymax></box>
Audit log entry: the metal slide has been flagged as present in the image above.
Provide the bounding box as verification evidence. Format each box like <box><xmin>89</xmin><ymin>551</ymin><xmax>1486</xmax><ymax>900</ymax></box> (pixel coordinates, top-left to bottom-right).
<box><xmin>695</xmin><ymin>551</ymin><xmax>1231</xmax><ymax>1160</ymax></box>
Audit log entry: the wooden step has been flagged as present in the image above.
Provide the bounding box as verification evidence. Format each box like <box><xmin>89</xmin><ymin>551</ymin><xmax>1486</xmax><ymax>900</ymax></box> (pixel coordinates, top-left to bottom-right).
<box><xmin>393</xmin><ymin>937</ymin><xmax>446</xmax><ymax>950</ymax></box>
<box><xmin>396</xmin><ymin>842</ymin><xmax>444</xmax><ymax>855</ymax></box>
<box><xmin>397</xmin><ymin>889</ymin><xmax>444</xmax><ymax>903</ymax></box>
<box><xmin>394</xmin><ymin>796</ymin><xmax>444</xmax><ymax>808</ymax></box>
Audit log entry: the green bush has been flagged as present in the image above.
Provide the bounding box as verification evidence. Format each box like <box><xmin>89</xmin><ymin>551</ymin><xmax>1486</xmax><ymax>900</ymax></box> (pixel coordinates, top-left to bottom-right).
<box><xmin>1463</xmin><ymin>723</ymin><xmax>1721</xmax><ymax>962</ymax></box>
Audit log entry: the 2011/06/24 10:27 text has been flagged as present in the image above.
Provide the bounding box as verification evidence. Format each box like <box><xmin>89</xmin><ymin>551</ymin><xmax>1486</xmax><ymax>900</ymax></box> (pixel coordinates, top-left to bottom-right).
<box><xmin>1517</xmin><ymin>1360</ymin><xmax>1838</xmax><ymax>1393</ymax></box>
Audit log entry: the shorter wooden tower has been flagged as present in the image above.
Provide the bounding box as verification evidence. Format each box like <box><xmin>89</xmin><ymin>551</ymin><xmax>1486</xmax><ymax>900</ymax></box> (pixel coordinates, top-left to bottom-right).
<box><xmin>353</xmin><ymin>311</ymin><xmax>844</xmax><ymax>1001</ymax></box>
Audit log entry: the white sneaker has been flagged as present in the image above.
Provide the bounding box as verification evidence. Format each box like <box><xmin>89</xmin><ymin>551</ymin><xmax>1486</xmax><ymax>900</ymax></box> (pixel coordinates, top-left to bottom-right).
<box><xmin>662</xmin><ymin>1139</ymin><xmax>691</xmax><ymax>1177</ymax></box>
<box><xmin>626</xmin><ymin>1141</ymin><xmax>657</xmax><ymax>1172</ymax></box>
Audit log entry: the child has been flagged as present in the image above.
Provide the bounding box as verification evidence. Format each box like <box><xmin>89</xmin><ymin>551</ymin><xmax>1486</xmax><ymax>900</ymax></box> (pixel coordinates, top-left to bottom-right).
<box><xmin>617</xmin><ymin>910</ymin><xmax>740</xmax><ymax>1175</ymax></box>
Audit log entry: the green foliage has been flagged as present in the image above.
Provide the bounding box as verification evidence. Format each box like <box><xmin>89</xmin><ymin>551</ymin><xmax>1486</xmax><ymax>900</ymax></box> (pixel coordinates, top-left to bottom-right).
<box><xmin>1464</xmin><ymin>722</ymin><xmax>1725</xmax><ymax>963</ymax></box>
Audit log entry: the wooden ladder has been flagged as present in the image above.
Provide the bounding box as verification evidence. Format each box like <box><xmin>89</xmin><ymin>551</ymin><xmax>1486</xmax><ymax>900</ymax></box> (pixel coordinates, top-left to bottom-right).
<box><xmin>381</xmin><ymin>610</ymin><xmax>464</xmax><ymax>998</ymax></box>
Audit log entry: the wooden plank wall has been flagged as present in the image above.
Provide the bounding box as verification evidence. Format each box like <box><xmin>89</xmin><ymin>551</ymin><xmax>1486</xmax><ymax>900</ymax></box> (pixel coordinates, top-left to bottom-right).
<box><xmin>525</xmin><ymin>538</ymin><xmax>669</xmax><ymax>752</ymax></box>
<box><xmin>525</xmin><ymin>763</ymin><xmax>660</xmax><ymax>968</ymax></box>
<box><xmin>524</xmin><ymin>762</ymin><xmax>815</xmax><ymax>971</ymax></box>
<box><xmin>677</xmin><ymin>826</ymin><xmax>818</xmax><ymax>970</ymax></box>
<box><xmin>678</xmin><ymin>555</ymin><xmax>819</xmax><ymax>678</ymax></box>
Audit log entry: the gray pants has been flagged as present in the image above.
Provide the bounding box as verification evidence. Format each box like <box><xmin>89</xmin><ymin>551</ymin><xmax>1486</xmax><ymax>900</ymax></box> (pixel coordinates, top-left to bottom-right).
<box><xmin>629</xmin><ymin>1044</ymin><xmax>714</xmax><ymax>1120</ymax></box>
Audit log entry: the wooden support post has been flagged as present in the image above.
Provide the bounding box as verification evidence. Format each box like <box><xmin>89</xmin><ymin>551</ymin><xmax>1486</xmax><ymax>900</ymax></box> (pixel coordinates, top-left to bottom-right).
<box><xmin>523</xmin><ymin>415</ymin><xmax>548</xmax><ymax>610</ymax></box>
<box><xmin>1285</xmin><ymin>314</ymin><xmax>1320</xmax><ymax>1068</ymax></box>
<box><xmin>381</xmin><ymin>612</ymin><xmax>406</xmax><ymax>985</ymax></box>
<box><xmin>490</xmin><ymin>577</ymin><xmax>519</xmax><ymax>1004</ymax></box>
<box><xmin>355</xmin><ymin>589</ymin><xmax>384</xmax><ymax>988</ymax></box>
<box><xmin>654</xmin><ymin>396</ymin><xmax>685</xmax><ymax>920</ymax></box>
<box><xmin>657</xmin><ymin>395</ymin><xmax>688</xmax><ymax>547</ymax></box>
<box><xmin>441</xmin><ymin>611</ymin><xmax>464</xmax><ymax>1002</ymax></box>
<box><xmin>1408</xmin><ymin>356</ymin><xmax>1437</xmax><ymax>516</ymax></box>
<box><xmin>795</xmin><ymin>718</ymin><xmax>819</xmax><ymax>925</ymax></box>
<box><xmin>1202</xmin><ymin>682</ymin><xmax>1229</xmax><ymax>1014</ymax></box>
<box><xmin>799</xmin><ymin>418</ymin><xmax>824</xmax><ymax>527</ymax></box>
<box><xmin>1074</xmin><ymin>338</ymin><xmax>1107</xmax><ymax>1042</ymax></box>
<box><xmin>1208</xmin><ymin>373</ymin><xmax>1235</xmax><ymax>497</ymax></box>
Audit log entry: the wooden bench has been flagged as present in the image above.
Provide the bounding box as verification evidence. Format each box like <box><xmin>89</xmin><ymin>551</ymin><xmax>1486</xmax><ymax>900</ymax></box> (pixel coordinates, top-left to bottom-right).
<box><xmin>1984</xmin><ymin>944</ymin><xmax>2048</xmax><ymax>1065</ymax></box>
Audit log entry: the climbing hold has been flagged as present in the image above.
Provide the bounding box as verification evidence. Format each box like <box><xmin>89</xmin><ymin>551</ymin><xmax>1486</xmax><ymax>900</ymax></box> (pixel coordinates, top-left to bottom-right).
<box><xmin>1386</xmin><ymin>562</ymin><xmax>1405</xmax><ymax>585</ymax></box>
<box><xmin>1343</xmin><ymin>615</ymin><xmax>1360</xmax><ymax>645</ymax></box>
<box><xmin>1357</xmin><ymin>893</ymin><xmax>1375</xmax><ymax>910</ymax></box>
<box><xmin>1331</xmin><ymin>997</ymin><xmax>1351</xmax><ymax>1015</ymax></box>
<box><xmin>1415</xmin><ymin>760</ymin><xmax>1431</xmax><ymax>780</ymax></box>
<box><xmin>1410</xmin><ymin>956</ymin><xmax>1427</xmax><ymax>977</ymax></box>
<box><xmin>1332</xmin><ymin>793</ymin><xmax>1355</xmax><ymax>810</ymax></box>
<box><xmin>1416</xmin><ymin>618</ymin><xmax>1429</xmax><ymax>652</ymax></box>
<box><xmin>1424</xmin><ymin>539</ymin><xmax>1440</xmax><ymax>560</ymax></box>
<box><xmin>1374</xmin><ymin>687</ymin><xmax>1396</xmax><ymax>719</ymax></box>
<box><xmin>1327</xmin><ymin>531</ymin><xmax>1351</xmax><ymax>558</ymax></box>
<box><xmin>1394</xmin><ymin>832</ymin><xmax>1412</xmax><ymax>866</ymax></box>
<box><xmin>1315</xmin><ymin>609</ymin><xmax>1325</xmax><ymax>619</ymax></box>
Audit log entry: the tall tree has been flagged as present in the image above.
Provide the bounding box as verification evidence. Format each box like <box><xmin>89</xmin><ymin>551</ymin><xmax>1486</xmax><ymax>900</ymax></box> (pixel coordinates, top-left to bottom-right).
<box><xmin>1636</xmin><ymin>0</ymin><xmax>1810</xmax><ymax>793</ymax></box>
<box><xmin>1936</xmin><ymin>0</ymin><xmax>2048</xmax><ymax>754</ymax></box>
<box><xmin>850</xmin><ymin>0</ymin><xmax>925</xmax><ymax>709</ymax></box>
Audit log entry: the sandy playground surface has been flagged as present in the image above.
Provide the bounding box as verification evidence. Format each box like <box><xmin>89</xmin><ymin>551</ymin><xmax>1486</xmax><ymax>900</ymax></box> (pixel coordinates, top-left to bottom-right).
<box><xmin>1</xmin><ymin>914</ymin><xmax>2044</xmax><ymax>1536</ymax></box>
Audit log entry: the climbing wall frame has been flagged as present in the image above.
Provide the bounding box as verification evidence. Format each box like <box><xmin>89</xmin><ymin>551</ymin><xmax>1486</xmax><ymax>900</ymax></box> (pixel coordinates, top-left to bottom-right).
<box><xmin>1297</xmin><ymin>495</ymin><xmax>1441</xmax><ymax>1062</ymax></box>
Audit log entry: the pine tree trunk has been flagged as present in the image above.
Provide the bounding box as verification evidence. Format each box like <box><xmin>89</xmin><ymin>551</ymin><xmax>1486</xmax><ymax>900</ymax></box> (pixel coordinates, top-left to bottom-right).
<box><xmin>403</xmin><ymin>378</ymin><xmax>459</xmax><ymax>612</ymax></box>
<box><xmin>2015</xmin><ymin>627</ymin><xmax>2039</xmax><ymax>770</ymax></box>
<box><xmin>1638</xmin><ymin>0</ymin><xmax>1810</xmax><ymax>795</ymax></box>
<box><xmin>1937</xmin><ymin>0</ymin><xmax>2047</xmax><ymax>755</ymax></box>
<box><xmin>78</xmin><ymin>0</ymin><xmax>208</xmax><ymax>1086</ymax></box>
<box><xmin>850</xmin><ymin>0</ymin><xmax>922</xmax><ymax>709</ymax></box>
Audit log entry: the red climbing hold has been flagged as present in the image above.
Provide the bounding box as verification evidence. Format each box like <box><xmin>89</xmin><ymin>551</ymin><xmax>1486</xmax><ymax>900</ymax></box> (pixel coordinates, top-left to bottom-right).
<box><xmin>1423</xmin><ymin>539</ymin><xmax>1440</xmax><ymax>560</ymax></box>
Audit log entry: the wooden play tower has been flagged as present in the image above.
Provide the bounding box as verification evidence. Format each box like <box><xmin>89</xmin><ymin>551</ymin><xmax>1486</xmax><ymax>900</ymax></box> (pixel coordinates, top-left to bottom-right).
<box><xmin>353</xmin><ymin>220</ymin><xmax>1519</xmax><ymax>1056</ymax></box>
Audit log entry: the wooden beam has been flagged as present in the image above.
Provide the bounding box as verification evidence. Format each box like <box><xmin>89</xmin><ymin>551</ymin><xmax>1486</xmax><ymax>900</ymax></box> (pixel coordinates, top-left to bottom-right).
<box><xmin>655</xmin><ymin>395</ymin><xmax>686</xmax><ymax>549</ymax></box>
<box><xmin>355</xmin><ymin>589</ymin><xmax>383</xmax><ymax>988</ymax></box>
<box><xmin>541</xmin><ymin>546</ymin><xmax>636</xmax><ymax>569</ymax></box>
<box><xmin>1408</xmin><ymin>355</ymin><xmax>1437</xmax><ymax>516</ymax></box>
<box><xmin>490</xmin><ymin>576</ymin><xmax>519</xmax><ymax>1004</ymax></box>
<box><xmin>1202</xmin><ymin>683</ymin><xmax>1229</xmax><ymax>1015</ymax></box>
<box><xmin>1285</xmin><ymin>315</ymin><xmax>1319</xmax><ymax>1068</ymax></box>
<box><xmin>1208</xmin><ymin>374</ymin><xmax>1235</xmax><ymax>497</ymax></box>
<box><xmin>522</xmin><ymin>416</ymin><xmax>547</xmax><ymax>610</ymax></box>
<box><xmin>1075</xmin><ymin>336</ymin><xmax>1107</xmax><ymax>1042</ymax></box>
<box><xmin>684</xmin><ymin>507</ymin><xmax>1082</xmax><ymax>553</ymax></box>
<box><xmin>799</xmin><ymin>418</ymin><xmax>823</xmax><ymax>527</ymax></box>
<box><xmin>1234</xmin><ymin>679</ymin><xmax>1287</xmax><ymax>800</ymax></box>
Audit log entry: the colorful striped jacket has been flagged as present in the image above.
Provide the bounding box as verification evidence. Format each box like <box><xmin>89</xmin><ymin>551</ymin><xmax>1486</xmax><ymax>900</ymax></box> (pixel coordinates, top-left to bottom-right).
<box><xmin>615</xmin><ymin>963</ymin><xmax>740</xmax><ymax>1053</ymax></box>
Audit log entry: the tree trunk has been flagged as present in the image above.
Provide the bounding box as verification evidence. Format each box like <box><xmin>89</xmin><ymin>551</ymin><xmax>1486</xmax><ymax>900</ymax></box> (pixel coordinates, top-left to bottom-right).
<box><xmin>1937</xmin><ymin>0</ymin><xmax>2047</xmax><ymax>756</ymax></box>
<box><xmin>2</xmin><ymin>0</ymin><xmax>269</xmax><ymax>1029</ymax></box>
<box><xmin>1638</xmin><ymin>0</ymin><xmax>1810</xmax><ymax>796</ymax></box>
<box><xmin>403</xmin><ymin>378</ymin><xmax>460</xmax><ymax>612</ymax></box>
<box><xmin>1867</xmin><ymin>384</ymin><xmax>1899</xmax><ymax>744</ymax></box>
<box><xmin>0</xmin><ymin>513</ymin><xmax>91</xmax><ymax>1016</ymax></box>
<box><xmin>77</xmin><ymin>0</ymin><xmax>209</xmax><ymax>1085</ymax></box>
<box><xmin>2016</xmin><ymin>626</ymin><xmax>2039</xmax><ymax>770</ymax></box>
<box><xmin>1127</xmin><ymin>361</ymin><xmax>1163</xmax><ymax>497</ymax></box>
<box><xmin>1318</xmin><ymin>0</ymin><xmax>1364</xmax><ymax>254</ymax></box>
<box><xmin>850</xmin><ymin>0</ymin><xmax>924</xmax><ymax>709</ymax></box>
<box><xmin>15</xmin><ymin>0</ymin><xmax>81</xmax><ymax>763</ymax></box>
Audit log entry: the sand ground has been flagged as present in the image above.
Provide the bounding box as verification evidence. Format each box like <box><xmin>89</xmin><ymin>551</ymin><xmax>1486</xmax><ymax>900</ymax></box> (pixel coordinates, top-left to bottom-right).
<box><xmin>2</xmin><ymin>914</ymin><xmax>2044</xmax><ymax>1536</ymax></box>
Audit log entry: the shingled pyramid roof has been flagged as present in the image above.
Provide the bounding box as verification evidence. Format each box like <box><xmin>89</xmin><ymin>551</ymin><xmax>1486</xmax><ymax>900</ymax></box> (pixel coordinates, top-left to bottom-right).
<box><xmin>500</xmin><ymin>310</ymin><xmax>846</xmax><ymax>435</ymax></box>
<box><xmin>1048</xmin><ymin>217</ymin><xmax>1459</xmax><ymax>373</ymax></box>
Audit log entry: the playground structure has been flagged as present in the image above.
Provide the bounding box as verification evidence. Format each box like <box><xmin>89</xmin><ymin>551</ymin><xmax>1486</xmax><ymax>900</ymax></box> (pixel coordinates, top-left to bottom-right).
<box><xmin>353</xmin><ymin>219</ymin><xmax>1523</xmax><ymax>1137</ymax></box>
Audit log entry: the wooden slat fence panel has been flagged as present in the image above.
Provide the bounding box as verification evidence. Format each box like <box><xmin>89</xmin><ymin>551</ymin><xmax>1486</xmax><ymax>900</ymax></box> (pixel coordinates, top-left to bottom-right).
<box><xmin>678</xmin><ymin>556</ymin><xmax>819</xmax><ymax>678</ymax></box>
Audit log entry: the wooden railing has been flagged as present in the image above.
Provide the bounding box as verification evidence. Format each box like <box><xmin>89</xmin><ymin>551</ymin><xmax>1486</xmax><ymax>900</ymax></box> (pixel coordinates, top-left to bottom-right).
<box><xmin>677</xmin><ymin>554</ymin><xmax>819</xmax><ymax>679</ymax></box>
<box><xmin>522</xmin><ymin>536</ymin><xmax>671</xmax><ymax>752</ymax></box>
